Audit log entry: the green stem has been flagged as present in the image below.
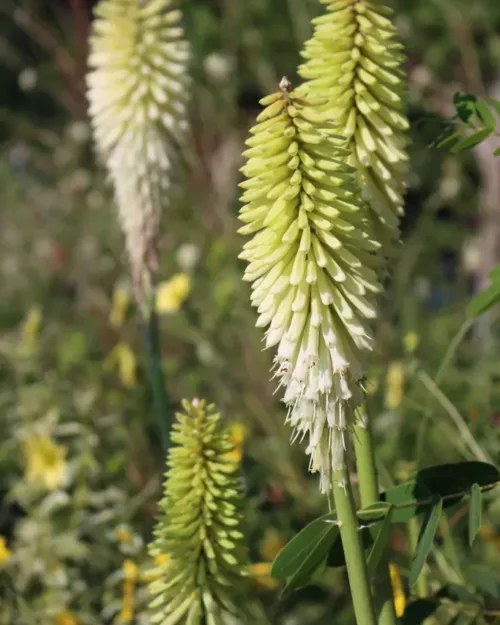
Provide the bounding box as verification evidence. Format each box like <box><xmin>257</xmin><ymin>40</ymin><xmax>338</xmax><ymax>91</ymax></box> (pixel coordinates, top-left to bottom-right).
<box><xmin>333</xmin><ymin>465</ymin><xmax>377</xmax><ymax>625</ymax></box>
<box><xmin>408</xmin><ymin>517</ymin><xmax>427</xmax><ymax>597</ymax></box>
<box><xmin>354</xmin><ymin>412</ymin><xmax>399</xmax><ymax>625</ymax></box>
<box><xmin>143</xmin><ymin>304</ymin><xmax>171</xmax><ymax>451</ymax></box>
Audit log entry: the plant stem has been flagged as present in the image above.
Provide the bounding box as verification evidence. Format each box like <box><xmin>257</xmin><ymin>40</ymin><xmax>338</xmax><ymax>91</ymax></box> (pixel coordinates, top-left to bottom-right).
<box><xmin>408</xmin><ymin>517</ymin><xmax>427</xmax><ymax>597</ymax></box>
<box><xmin>332</xmin><ymin>465</ymin><xmax>377</xmax><ymax>625</ymax></box>
<box><xmin>143</xmin><ymin>304</ymin><xmax>171</xmax><ymax>451</ymax></box>
<box><xmin>354</xmin><ymin>410</ymin><xmax>399</xmax><ymax>625</ymax></box>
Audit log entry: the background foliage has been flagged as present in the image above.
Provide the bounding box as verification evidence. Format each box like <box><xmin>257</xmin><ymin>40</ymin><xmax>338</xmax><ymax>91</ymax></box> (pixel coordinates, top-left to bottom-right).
<box><xmin>0</xmin><ymin>0</ymin><xmax>500</xmax><ymax>623</ymax></box>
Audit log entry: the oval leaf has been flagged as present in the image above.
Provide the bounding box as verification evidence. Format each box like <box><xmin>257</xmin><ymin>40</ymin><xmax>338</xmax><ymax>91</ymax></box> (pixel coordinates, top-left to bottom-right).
<box><xmin>409</xmin><ymin>497</ymin><xmax>443</xmax><ymax>587</ymax></box>
<box><xmin>469</xmin><ymin>483</ymin><xmax>482</xmax><ymax>547</ymax></box>
<box><xmin>468</xmin><ymin>282</ymin><xmax>500</xmax><ymax>319</ymax></box>
<box><xmin>401</xmin><ymin>599</ymin><xmax>439</xmax><ymax>625</ymax></box>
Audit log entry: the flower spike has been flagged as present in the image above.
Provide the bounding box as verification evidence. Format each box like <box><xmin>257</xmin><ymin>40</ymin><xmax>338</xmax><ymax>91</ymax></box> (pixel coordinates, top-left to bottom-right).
<box><xmin>148</xmin><ymin>399</ymin><xmax>248</xmax><ymax>625</ymax></box>
<box><xmin>299</xmin><ymin>0</ymin><xmax>409</xmax><ymax>251</ymax></box>
<box><xmin>87</xmin><ymin>0</ymin><xmax>190</xmax><ymax>303</ymax></box>
<box><xmin>239</xmin><ymin>79</ymin><xmax>382</xmax><ymax>492</ymax></box>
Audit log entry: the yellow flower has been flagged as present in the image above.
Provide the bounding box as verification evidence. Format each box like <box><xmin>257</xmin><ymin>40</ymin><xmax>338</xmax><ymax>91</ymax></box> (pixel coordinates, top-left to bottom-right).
<box><xmin>105</xmin><ymin>343</ymin><xmax>137</xmax><ymax>388</ymax></box>
<box><xmin>395</xmin><ymin>461</ymin><xmax>417</xmax><ymax>483</ymax></box>
<box><xmin>115</xmin><ymin>526</ymin><xmax>132</xmax><ymax>545</ymax></box>
<box><xmin>225</xmin><ymin>422</ymin><xmax>247</xmax><ymax>464</ymax></box>
<box><xmin>385</xmin><ymin>362</ymin><xmax>405</xmax><ymax>410</ymax></box>
<box><xmin>54</xmin><ymin>611</ymin><xmax>79</xmax><ymax>625</ymax></box>
<box><xmin>156</xmin><ymin>274</ymin><xmax>191</xmax><ymax>314</ymax></box>
<box><xmin>259</xmin><ymin>529</ymin><xmax>286</xmax><ymax>563</ymax></box>
<box><xmin>109</xmin><ymin>286</ymin><xmax>131</xmax><ymax>329</ymax></box>
<box><xmin>389</xmin><ymin>564</ymin><xmax>406</xmax><ymax>617</ymax></box>
<box><xmin>404</xmin><ymin>332</ymin><xmax>419</xmax><ymax>354</ymax></box>
<box><xmin>20</xmin><ymin>305</ymin><xmax>42</xmax><ymax>354</ymax></box>
<box><xmin>478</xmin><ymin>525</ymin><xmax>500</xmax><ymax>551</ymax></box>
<box><xmin>0</xmin><ymin>536</ymin><xmax>12</xmax><ymax>565</ymax></box>
<box><xmin>155</xmin><ymin>554</ymin><xmax>170</xmax><ymax>567</ymax></box>
<box><xmin>23</xmin><ymin>434</ymin><xmax>67</xmax><ymax>490</ymax></box>
<box><xmin>117</xmin><ymin>560</ymin><xmax>138</xmax><ymax>623</ymax></box>
<box><xmin>247</xmin><ymin>562</ymin><xmax>280</xmax><ymax>590</ymax></box>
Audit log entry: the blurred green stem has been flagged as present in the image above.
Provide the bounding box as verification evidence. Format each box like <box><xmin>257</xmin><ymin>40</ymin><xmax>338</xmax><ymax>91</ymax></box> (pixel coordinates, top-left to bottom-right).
<box><xmin>408</xmin><ymin>517</ymin><xmax>427</xmax><ymax>597</ymax></box>
<box><xmin>354</xmin><ymin>409</ymin><xmax>399</xmax><ymax>625</ymax></box>
<box><xmin>143</xmin><ymin>298</ymin><xmax>171</xmax><ymax>451</ymax></box>
<box><xmin>333</xmin><ymin>465</ymin><xmax>377</xmax><ymax>625</ymax></box>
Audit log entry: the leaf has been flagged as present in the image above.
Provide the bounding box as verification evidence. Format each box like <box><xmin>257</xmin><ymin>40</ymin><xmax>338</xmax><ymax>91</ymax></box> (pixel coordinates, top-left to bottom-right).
<box><xmin>453</xmin><ymin>91</ymin><xmax>478</xmax><ymax>124</ymax></box>
<box><xmin>494</xmin><ymin>147</ymin><xmax>500</xmax><ymax>156</ymax></box>
<box><xmin>488</xmin><ymin>97</ymin><xmax>500</xmax><ymax>117</ymax></box>
<box><xmin>469</xmin><ymin>484</ymin><xmax>482</xmax><ymax>547</ymax></box>
<box><xmin>401</xmin><ymin>599</ymin><xmax>440</xmax><ymax>625</ymax></box>
<box><xmin>468</xmin><ymin>281</ymin><xmax>500</xmax><ymax>319</ymax></box>
<box><xmin>357</xmin><ymin>501</ymin><xmax>393</xmax><ymax>523</ymax></box>
<box><xmin>476</xmin><ymin>98</ymin><xmax>497</xmax><ymax>131</ymax></box>
<box><xmin>436</xmin><ymin>583</ymin><xmax>483</xmax><ymax>606</ymax></box>
<box><xmin>467</xmin><ymin>566</ymin><xmax>500</xmax><ymax>598</ymax></box>
<box><xmin>409</xmin><ymin>497</ymin><xmax>443</xmax><ymax>587</ymax></box>
<box><xmin>488</xmin><ymin>265</ymin><xmax>500</xmax><ymax>281</ymax></box>
<box><xmin>381</xmin><ymin>480</ymin><xmax>432</xmax><ymax>523</ymax></box>
<box><xmin>367</xmin><ymin>506</ymin><xmax>394</xmax><ymax>573</ymax></box>
<box><xmin>271</xmin><ymin>512</ymin><xmax>337</xmax><ymax>586</ymax></box>
<box><xmin>451</xmin><ymin>128</ymin><xmax>492</xmax><ymax>153</ymax></box>
<box><xmin>417</xmin><ymin>462</ymin><xmax>500</xmax><ymax>496</ymax></box>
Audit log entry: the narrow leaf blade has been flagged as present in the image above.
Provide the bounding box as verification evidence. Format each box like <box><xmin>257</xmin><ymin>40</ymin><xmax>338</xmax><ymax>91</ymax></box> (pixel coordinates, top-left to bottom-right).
<box><xmin>367</xmin><ymin>506</ymin><xmax>394</xmax><ymax>573</ymax></box>
<box><xmin>409</xmin><ymin>497</ymin><xmax>443</xmax><ymax>587</ymax></box>
<box><xmin>469</xmin><ymin>483</ymin><xmax>482</xmax><ymax>547</ymax></box>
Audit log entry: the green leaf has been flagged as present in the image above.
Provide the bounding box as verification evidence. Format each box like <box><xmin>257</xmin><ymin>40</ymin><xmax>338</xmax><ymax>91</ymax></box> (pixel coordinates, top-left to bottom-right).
<box><xmin>417</xmin><ymin>462</ymin><xmax>500</xmax><ymax>496</ymax></box>
<box><xmin>488</xmin><ymin>265</ymin><xmax>500</xmax><ymax>281</ymax></box>
<box><xmin>488</xmin><ymin>97</ymin><xmax>500</xmax><ymax>117</ymax></box>
<box><xmin>476</xmin><ymin>98</ymin><xmax>497</xmax><ymax>131</ymax></box>
<box><xmin>469</xmin><ymin>484</ymin><xmax>482</xmax><ymax>547</ymax></box>
<box><xmin>453</xmin><ymin>91</ymin><xmax>478</xmax><ymax>124</ymax></box>
<box><xmin>436</xmin><ymin>583</ymin><xmax>483</xmax><ymax>606</ymax></box>
<box><xmin>271</xmin><ymin>512</ymin><xmax>337</xmax><ymax>585</ymax></box>
<box><xmin>357</xmin><ymin>501</ymin><xmax>393</xmax><ymax>523</ymax></box>
<box><xmin>451</xmin><ymin>127</ymin><xmax>492</xmax><ymax>152</ymax></box>
<box><xmin>494</xmin><ymin>147</ymin><xmax>500</xmax><ymax>156</ymax></box>
<box><xmin>401</xmin><ymin>599</ymin><xmax>439</xmax><ymax>625</ymax></box>
<box><xmin>468</xmin><ymin>281</ymin><xmax>500</xmax><ymax>319</ymax></box>
<box><xmin>409</xmin><ymin>497</ymin><xmax>443</xmax><ymax>587</ymax></box>
<box><xmin>367</xmin><ymin>506</ymin><xmax>394</xmax><ymax>573</ymax></box>
<box><xmin>467</xmin><ymin>566</ymin><xmax>500</xmax><ymax>598</ymax></box>
<box><xmin>381</xmin><ymin>480</ymin><xmax>432</xmax><ymax>523</ymax></box>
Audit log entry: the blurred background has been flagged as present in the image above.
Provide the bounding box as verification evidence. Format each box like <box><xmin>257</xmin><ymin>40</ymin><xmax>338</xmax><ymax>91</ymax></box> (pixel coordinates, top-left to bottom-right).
<box><xmin>0</xmin><ymin>0</ymin><xmax>500</xmax><ymax>623</ymax></box>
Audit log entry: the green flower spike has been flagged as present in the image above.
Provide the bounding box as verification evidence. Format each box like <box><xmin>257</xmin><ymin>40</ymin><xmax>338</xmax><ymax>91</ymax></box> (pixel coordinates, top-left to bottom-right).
<box><xmin>87</xmin><ymin>0</ymin><xmax>189</xmax><ymax>302</ymax></box>
<box><xmin>238</xmin><ymin>78</ymin><xmax>383</xmax><ymax>492</ymax></box>
<box><xmin>299</xmin><ymin>0</ymin><xmax>409</xmax><ymax>250</ymax></box>
<box><xmin>148</xmin><ymin>399</ymin><xmax>248</xmax><ymax>625</ymax></box>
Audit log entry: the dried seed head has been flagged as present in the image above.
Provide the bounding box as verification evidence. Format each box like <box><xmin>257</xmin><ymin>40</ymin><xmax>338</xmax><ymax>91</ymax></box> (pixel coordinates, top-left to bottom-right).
<box><xmin>299</xmin><ymin>0</ymin><xmax>409</xmax><ymax>252</ymax></box>
<box><xmin>87</xmin><ymin>0</ymin><xmax>190</xmax><ymax>303</ymax></box>
<box><xmin>239</xmin><ymin>85</ymin><xmax>383</xmax><ymax>491</ymax></box>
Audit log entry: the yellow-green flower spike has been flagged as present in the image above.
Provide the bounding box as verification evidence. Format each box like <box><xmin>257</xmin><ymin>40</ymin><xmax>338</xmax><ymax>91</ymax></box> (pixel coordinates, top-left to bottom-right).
<box><xmin>238</xmin><ymin>78</ymin><xmax>383</xmax><ymax>492</ymax></box>
<box><xmin>87</xmin><ymin>0</ymin><xmax>189</xmax><ymax>302</ymax></box>
<box><xmin>299</xmin><ymin>0</ymin><xmax>409</xmax><ymax>250</ymax></box>
<box><xmin>148</xmin><ymin>399</ymin><xmax>248</xmax><ymax>625</ymax></box>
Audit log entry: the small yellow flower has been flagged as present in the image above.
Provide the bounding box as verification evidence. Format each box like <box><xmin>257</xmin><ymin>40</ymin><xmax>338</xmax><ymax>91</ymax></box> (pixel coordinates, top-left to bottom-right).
<box><xmin>123</xmin><ymin>559</ymin><xmax>139</xmax><ymax>581</ymax></box>
<box><xmin>385</xmin><ymin>362</ymin><xmax>405</xmax><ymax>410</ymax></box>
<box><xmin>389</xmin><ymin>564</ymin><xmax>406</xmax><ymax>617</ymax></box>
<box><xmin>404</xmin><ymin>332</ymin><xmax>419</xmax><ymax>354</ymax></box>
<box><xmin>105</xmin><ymin>343</ymin><xmax>137</xmax><ymax>388</ymax></box>
<box><xmin>395</xmin><ymin>461</ymin><xmax>417</xmax><ymax>483</ymax></box>
<box><xmin>155</xmin><ymin>554</ymin><xmax>170</xmax><ymax>567</ymax></box>
<box><xmin>247</xmin><ymin>562</ymin><xmax>280</xmax><ymax>590</ymax></box>
<box><xmin>117</xmin><ymin>560</ymin><xmax>138</xmax><ymax>623</ymax></box>
<box><xmin>54</xmin><ymin>611</ymin><xmax>79</xmax><ymax>625</ymax></box>
<box><xmin>115</xmin><ymin>526</ymin><xmax>132</xmax><ymax>545</ymax></box>
<box><xmin>109</xmin><ymin>286</ymin><xmax>131</xmax><ymax>329</ymax></box>
<box><xmin>23</xmin><ymin>434</ymin><xmax>67</xmax><ymax>490</ymax></box>
<box><xmin>20</xmin><ymin>305</ymin><xmax>42</xmax><ymax>354</ymax></box>
<box><xmin>478</xmin><ymin>525</ymin><xmax>500</xmax><ymax>551</ymax></box>
<box><xmin>226</xmin><ymin>422</ymin><xmax>247</xmax><ymax>464</ymax></box>
<box><xmin>0</xmin><ymin>536</ymin><xmax>12</xmax><ymax>565</ymax></box>
<box><xmin>156</xmin><ymin>274</ymin><xmax>191</xmax><ymax>314</ymax></box>
<box><xmin>259</xmin><ymin>529</ymin><xmax>286</xmax><ymax>563</ymax></box>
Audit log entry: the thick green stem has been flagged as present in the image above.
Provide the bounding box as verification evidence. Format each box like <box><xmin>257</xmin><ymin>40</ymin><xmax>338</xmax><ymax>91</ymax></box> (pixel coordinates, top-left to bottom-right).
<box><xmin>143</xmin><ymin>304</ymin><xmax>171</xmax><ymax>451</ymax></box>
<box><xmin>354</xmin><ymin>411</ymin><xmax>399</xmax><ymax>625</ymax></box>
<box><xmin>333</xmin><ymin>465</ymin><xmax>377</xmax><ymax>625</ymax></box>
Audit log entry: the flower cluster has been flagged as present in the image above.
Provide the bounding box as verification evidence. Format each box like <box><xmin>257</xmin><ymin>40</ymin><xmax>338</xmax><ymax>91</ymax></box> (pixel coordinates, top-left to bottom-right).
<box><xmin>87</xmin><ymin>0</ymin><xmax>189</xmax><ymax>302</ymax></box>
<box><xmin>238</xmin><ymin>80</ymin><xmax>382</xmax><ymax>491</ymax></box>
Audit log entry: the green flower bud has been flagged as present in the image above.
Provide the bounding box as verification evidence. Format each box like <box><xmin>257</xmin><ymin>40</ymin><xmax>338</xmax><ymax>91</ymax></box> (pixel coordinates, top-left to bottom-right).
<box><xmin>87</xmin><ymin>0</ymin><xmax>189</xmax><ymax>301</ymax></box>
<box><xmin>148</xmin><ymin>399</ymin><xmax>248</xmax><ymax>625</ymax></box>
<box><xmin>299</xmin><ymin>0</ymin><xmax>409</xmax><ymax>250</ymax></box>
<box><xmin>239</xmin><ymin>79</ymin><xmax>382</xmax><ymax>491</ymax></box>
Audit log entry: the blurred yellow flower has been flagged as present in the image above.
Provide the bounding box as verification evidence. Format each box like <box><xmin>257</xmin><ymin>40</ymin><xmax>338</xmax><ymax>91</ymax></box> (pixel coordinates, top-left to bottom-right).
<box><xmin>54</xmin><ymin>611</ymin><xmax>79</xmax><ymax>625</ymax></box>
<box><xmin>115</xmin><ymin>526</ymin><xmax>132</xmax><ymax>544</ymax></box>
<box><xmin>156</xmin><ymin>274</ymin><xmax>191</xmax><ymax>314</ymax></box>
<box><xmin>20</xmin><ymin>305</ymin><xmax>42</xmax><ymax>354</ymax></box>
<box><xmin>0</xmin><ymin>536</ymin><xmax>11</xmax><ymax>565</ymax></box>
<box><xmin>117</xmin><ymin>560</ymin><xmax>138</xmax><ymax>623</ymax></box>
<box><xmin>259</xmin><ymin>529</ymin><xmax>286</xmax><ymax>563</ymax></box>
<box><xmin>23</xmin><ymin>434</ymin><xmax>67</xmax><ymax>490</ymax></box>
<box><xmin>404</xmin><ymin>332</ymin><xmax>419</xmax><ymax>354</ymax></box>
<box><xmin>155</xmin><ymin>554</ymin><xmax>170</xmax><ymax>567</ymax></box>
<box><xmin>478</xmin><ymin>525</ymin><xmax>500</xmax><ymax>551</ymax></box>
<box><xmin>395</xmin><ymin>461</ymin><xmax>417</xmax><ymax>483</ymax></box>
<box><xmin>247</xmin><ymin>562</ymin><xmax>279</xmax><ymax>590</ymax></box>
<box><xmin>389</xmin><ymin>563</ymin><xmax>406</xmax><ymax>617</ymax></box>
<box><xmin>109</xmin><ymin>286</ymin><xmax>131</xmax><ymax>329</ymax></box>
<box><xmin>226</xmin><ymin>422</ymin><xmax>247</xmax><ymax>464</ymax></box>
<box><xmin>385</xmin><ymin>362</ymin><xmax>405</xmax><ymax>410</ymax></box>
<box><xmin>106</xmin><ymin>343</ymin><xmax>137</xmax><ymax>388</ymax></box>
